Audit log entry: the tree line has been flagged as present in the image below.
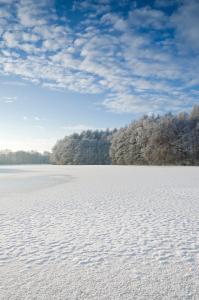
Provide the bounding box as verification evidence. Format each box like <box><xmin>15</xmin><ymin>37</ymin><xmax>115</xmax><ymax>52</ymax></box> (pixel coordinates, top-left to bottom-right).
<box><xmin>1</xmin><ymin>105</ymin><xmax>198</xmax><ymax>165</ymax></box>
<box><xmin>0</xmin><ymin>150</ymin><xmax>51</xmax><ymax>165</ymax></box>
<box><xmin>51</xmin><ymin>105</ymin><xmax>199</xmax><ymax>166</ymax></box>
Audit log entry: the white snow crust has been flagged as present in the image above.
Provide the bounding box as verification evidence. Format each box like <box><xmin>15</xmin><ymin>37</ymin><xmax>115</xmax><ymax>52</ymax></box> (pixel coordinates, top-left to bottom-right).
<box><xmin>0</xmin><ymin>165</ymin><xmax>199</xmax><ymax>299</ymax></box>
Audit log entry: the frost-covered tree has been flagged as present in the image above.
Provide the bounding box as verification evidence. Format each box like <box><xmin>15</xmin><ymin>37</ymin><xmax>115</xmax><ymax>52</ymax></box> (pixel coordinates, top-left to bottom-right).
<box><xmin>51</xmin><ymin>129</ymin><xmax>113</xmax><ymax>165</ymax></box>
<box><xmin>109</xmin><ymin>105</ymin><xmax>199</xmax><ymax>166</ymax></box>
<box><xmin>51</xmin><ymin>104</ymin><xmax>199</xmax><ymax>166</ymax></box>
<box><xmin>0</xmin><ymin>150</ymin><xmax>51</xmax><ymax>164</ymax></box>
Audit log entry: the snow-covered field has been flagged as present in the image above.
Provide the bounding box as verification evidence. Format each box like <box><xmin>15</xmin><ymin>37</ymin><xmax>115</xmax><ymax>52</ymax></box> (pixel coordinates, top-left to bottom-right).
<box><xmin>0</xmin><ymin>165</ymin><xmax>199</xmax><ymax>299</ymax></box>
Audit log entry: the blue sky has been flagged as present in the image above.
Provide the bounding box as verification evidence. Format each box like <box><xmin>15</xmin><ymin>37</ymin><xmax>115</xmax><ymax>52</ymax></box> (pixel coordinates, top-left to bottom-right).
<box><xmin>0</xmin><ymin>0</ymin><xmax>199</xmax><ymax>152</ymax></box>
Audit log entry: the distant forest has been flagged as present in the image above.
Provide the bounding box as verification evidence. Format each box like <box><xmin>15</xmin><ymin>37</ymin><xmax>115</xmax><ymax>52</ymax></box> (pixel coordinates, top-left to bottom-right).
<box><xmin>51</xmin><ymin>105</ymin><xmax>199</xmax><ymax>166</ymax></box>
<box><xmin>0</xmin><ymin>150</ymin><xmax>51</xmax><ymax>165</ymax></box>
<box><xmin>1</xmin><ymin>105</ymin><xmax>199</xmax><ymax>166</ymax></box>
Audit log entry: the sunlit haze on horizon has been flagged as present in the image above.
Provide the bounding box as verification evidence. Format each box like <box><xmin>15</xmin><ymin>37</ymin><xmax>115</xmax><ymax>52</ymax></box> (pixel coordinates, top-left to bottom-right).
<box><xmin>0</xmin><ymin>0</ymin><xmax>199</xmax><ymax>152</ymax></box>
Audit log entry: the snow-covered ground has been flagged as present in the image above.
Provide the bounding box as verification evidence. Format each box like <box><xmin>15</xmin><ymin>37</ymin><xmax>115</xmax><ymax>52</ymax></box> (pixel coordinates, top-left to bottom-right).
<box><xmin>0</xmin><ymin>165</ymin><xmax>199</xmax><ymax>299</ymax></box>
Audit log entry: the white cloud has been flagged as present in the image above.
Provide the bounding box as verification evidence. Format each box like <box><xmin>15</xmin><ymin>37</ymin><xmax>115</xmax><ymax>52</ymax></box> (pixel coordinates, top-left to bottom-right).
<box><xmin>101</xmin><ymin>13</ymin><xmax>127</xmax><ymax>31</ymax></box>
<box><xmin>0</xmin><ymin>96</ymin><xmax>17</xmax><ymax>100</ymax></box>
<box><xmin>0</xmin><ymin>0</ymin><xmax>198</xmax><ymax>115</ymax></box>
<box><xmin>155</xmin><ymin>0</ymin><xmax>179</xmax><ymax>7</ymax></box>
<box><xmin>73</xmin><ymin>0</ymin><xmax>111</xmax><ymax>15</ymax></box>
<box><xmin>61</xmin><ymin>125</ymin><xmax>95</xmax><ymax>131</ymax></box>
<box><xmin>1</xmin><ymin>50</ymin><xmax>11</xmax><ymax>56</ymax></box>
<box><xmin>16</xmin><ymin>1</ymin><xmax>47</xmax><ymax>28</ymax></box>
<box><xmin>22</xmin><ymin>32</ymin><xmax>40</xmax><ymax>42</ymax></box>
<box><xmin>171</xmin><ymin>0</ymin><xmax>199</xmax><ymax>52</ymax></box>
<box><xmin>60</xmin><ymin>125</ymin><xmax>106</xmax><ymax>131</ymax></box>
<box><xmin>34</xmin><ymin>117</ymin><xmax>48</xmax><ymax>121</ymax></box>
<box><xmin>3</xmin><ymin>97</ymin><xmax>13</xmax><ymax>99</ymax></box>
<box><xmin>74</xmin><ymin>38</ymin><xmax>87</xmax><ymax>47</ymax></box>
<box><xmin>3</xmin><ymin>32</ymin><xmax>19</xmax><ymax>48</ymax></box>
<box><xmin>0</xmin><ymin>0</ymin><xmax>16</xmax><ymax>3</ymax></box>
<box><xmin>35</xmin><ymin>125</ymin><xmax>44</xmax><ymax>129</ymax></box>
<box><xmin>23</xmin><ymin>117</ymin><xmax>28</xmax><ymax>120</ymax></box>
<box><xmin>2</xmin><ymin>81</ymin><xmax>27</xmax><ymax>85</ymax></box>
<box><xmin>128</xmin><ymin>7</ymin><xmax>168</xmax><ymax>30</ymax></box>
<box><xmin>101</xmin><ymin>90</ymin><xmax>198</xmax><ymax>114</ymax></box>
<box><xmin>30</xmin><ymin>78</ymin><xmax>40</xmax><ymax>84</ymax></box>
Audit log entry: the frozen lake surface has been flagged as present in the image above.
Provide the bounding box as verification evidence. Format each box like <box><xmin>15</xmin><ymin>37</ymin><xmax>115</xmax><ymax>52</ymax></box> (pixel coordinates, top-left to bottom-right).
<box><xmin>0</xmin><ymin>165</ymin><xmax>199</xmax><ymax>299</ymax></box>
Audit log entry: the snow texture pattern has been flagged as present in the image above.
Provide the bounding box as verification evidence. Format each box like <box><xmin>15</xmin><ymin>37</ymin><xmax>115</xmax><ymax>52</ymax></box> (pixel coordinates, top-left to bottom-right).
<box><xmin>0</xmin><ymin>165</ymin><xmax>199</xmax><ymax>299</ymax></box>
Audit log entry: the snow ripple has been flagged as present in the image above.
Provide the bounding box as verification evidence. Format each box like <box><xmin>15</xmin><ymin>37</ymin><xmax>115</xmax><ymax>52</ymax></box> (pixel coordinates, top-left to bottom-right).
<box><xmin>0</xmin><ymin>165</ymin><xmax>199</xmax><ymax>299</ymax></box>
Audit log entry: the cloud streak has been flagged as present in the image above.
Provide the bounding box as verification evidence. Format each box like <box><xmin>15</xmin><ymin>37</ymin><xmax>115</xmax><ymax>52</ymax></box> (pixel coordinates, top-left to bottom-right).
<box><xmin>60</xmin><ymin>125</ymin><xmax>107</xmax><ymax>131</ymax></box>
<box><xmin>1</xmin><ymin>96</ymin><xmax>17</xmax><ymax>103</ymax></box>
<box><xmin>2</xmin><ymin>81</ymin><xmax>27</xmax><ymax>85</ymax></box>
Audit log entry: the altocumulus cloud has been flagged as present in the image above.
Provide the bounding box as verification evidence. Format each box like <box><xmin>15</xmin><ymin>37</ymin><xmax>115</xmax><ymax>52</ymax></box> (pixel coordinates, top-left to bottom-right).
<box><xmin>0</xmin><ymin>0</ymin><xmax>199</xmax><ymax>114</ymax></box>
